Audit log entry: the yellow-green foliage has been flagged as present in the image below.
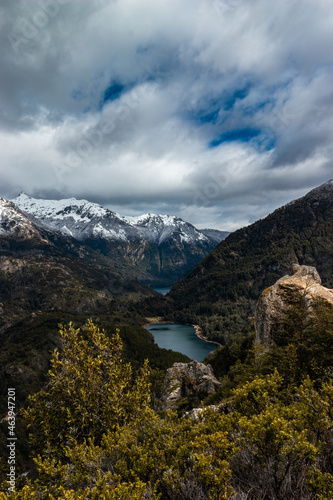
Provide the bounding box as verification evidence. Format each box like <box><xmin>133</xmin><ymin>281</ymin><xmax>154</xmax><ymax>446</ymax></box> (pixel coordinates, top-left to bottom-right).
<box><xmin>1</xmin><ymin>321</ymin><xmax>235</xmax><ymax>499</ymax></box>
<box><xmin>222</xmin><ymin>372</ymin><xmax>333</xmax><ymax>498</ymax></box>
<box><xmin>1</xmin><ymin>321</ymin><xmax>332</xmax><ymax>499</ymax></box>
<box><xmin>23</xmin><ymin>320</ymin><xmax>151</xmax><ymax>455</ymax></box>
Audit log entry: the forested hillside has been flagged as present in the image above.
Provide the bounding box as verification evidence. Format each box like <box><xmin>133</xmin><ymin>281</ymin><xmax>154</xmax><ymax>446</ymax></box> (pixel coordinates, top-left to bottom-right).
<box><xmin>168</xmin><ymin>181</ymin><xmax>333</xmax><ymax>341</ymax></box>
<box><xmin>1</xmin><ymin>305</ymin><xmax>332</xmax><ymax>499</ymax></box>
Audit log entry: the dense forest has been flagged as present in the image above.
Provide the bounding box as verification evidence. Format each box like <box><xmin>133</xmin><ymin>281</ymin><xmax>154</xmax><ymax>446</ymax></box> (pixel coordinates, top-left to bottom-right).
<box><xmin>1</xmin><ymin>293</ymin><xmax>332</xmax><ymax>499</ymax></box>
<box><xmin>167</xmin><ymin>184</ymin><xmax>333</xmax><ymax>342</ymax></box>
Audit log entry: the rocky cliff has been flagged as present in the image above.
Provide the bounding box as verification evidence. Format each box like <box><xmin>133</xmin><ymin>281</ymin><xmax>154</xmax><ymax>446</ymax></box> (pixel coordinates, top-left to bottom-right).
<box><xmin>161</xmin><ymin>360</ymin><xmax>221</xmax><ymax>410</ymax></box>
<box><xmin>255</xmin><ymin>265</ymin><xmax>333</xmax><ymax>348</ymax></box>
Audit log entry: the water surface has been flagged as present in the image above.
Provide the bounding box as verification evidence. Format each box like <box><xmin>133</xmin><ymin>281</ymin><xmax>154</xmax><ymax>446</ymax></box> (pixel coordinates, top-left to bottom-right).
<box><xmin>152</xmin><ymin>286</ymin><xmax>172</xmax><ymax>295</ymax></box>
<box><xmin>146</xmin><ymin>323</ymin><xmax>218</xmax><ymax>362</ymax></box>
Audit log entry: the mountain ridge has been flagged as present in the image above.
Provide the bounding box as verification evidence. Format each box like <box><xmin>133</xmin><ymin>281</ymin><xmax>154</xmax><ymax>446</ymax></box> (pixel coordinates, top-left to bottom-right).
<box><xmin>12</xmin><ymin>193</ymin><xmax>229</xmax><ymax>285</ymax></box>
<box><xmin>12</xmin><ymin>193</ymin><xmax>227</xmax><ymax>245</ymax></box>
<box><xmin>167</xmin><ymin>180</ymin><xmax>333</xmax><ymax>340</ymax></box>
<box><xmin>0</xmin><ymin>197</ymin><xmax>156</xmax><ymax>331</ymax></box>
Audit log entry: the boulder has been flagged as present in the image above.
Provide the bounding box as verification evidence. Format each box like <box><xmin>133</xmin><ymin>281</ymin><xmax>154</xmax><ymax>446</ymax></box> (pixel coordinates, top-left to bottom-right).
<box><xmin>185</xmin><ymin>401</ymin><xmax>231</xmax><ymax>420</ymax></box>
<box><xmin>161</xmin><ymin>360</ymin><xmax>221</xmax><ymax>411</ymax></box>
<box><xmin>255</xmin><ymin>264</ymin><xmax>333</xmax><ymax>348</ymax></box>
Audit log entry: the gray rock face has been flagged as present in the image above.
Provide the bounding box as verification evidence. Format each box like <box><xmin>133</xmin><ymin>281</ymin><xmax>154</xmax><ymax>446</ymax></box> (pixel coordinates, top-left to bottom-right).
<box><xmin>255</xmin><ymin>264</ymin><xmax>333</xmax><ymax>348</ymax></box>
<box><xmin>0</xmin><ymin>198</ymin><xmax>46</xmax><ymax>241</ymax></box>
<box><xmin>185</xmin><ymin>402</ymin><xmax>231</xmax><ymax>420</ymax></box>
<box><xmin>161</xmin><ymin>360</ymin><xmax>221</xmax><ymax>411</ymax></box>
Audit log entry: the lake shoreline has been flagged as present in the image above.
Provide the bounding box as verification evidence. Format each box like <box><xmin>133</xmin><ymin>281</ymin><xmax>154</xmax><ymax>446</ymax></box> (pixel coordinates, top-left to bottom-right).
<box><xmin>143</xmin><ymin>320</ymin><xmax>174</xmax><ymax>328</ymax></box>
<box><xmin>192</xmin><ymin>324</ymin><xmax>223</xmax><ymax>348</ymax></box>
<box><xmin>144</xmin><ymin>321</ymin><xmax>223</xmax><ymax>349</ymax></box>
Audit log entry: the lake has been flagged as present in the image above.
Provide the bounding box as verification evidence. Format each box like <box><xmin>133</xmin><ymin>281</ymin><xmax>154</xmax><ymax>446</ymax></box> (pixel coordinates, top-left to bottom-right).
<box><xmin>152</xmin><ymin>286</ymin><xmax>172</xmax><ymax>295</ymax></box>
<box><xmin>145</xmin><ymin>323</ymin><xmax>218</xmax><ymax>362</ymax></box>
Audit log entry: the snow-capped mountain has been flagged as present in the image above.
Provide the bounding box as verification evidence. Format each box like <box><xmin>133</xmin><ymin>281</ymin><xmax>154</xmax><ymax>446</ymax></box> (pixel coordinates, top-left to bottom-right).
<box><xmin>12</xmin><ymin>194</ymin><xmax>226</xmax><ymax>246</ymax></box>
<box><xmin>0</xmin><ymin>197</ymin><xmax>45</xmax><ymax>241</ymax></box>
<box><xmin>0</xmin><ymin>197</ymin><xmax>156</xmax><ymax>333</ymax></box>
<box><xmin>12</xmin><ymin>194</ymin><xmax>228</xmax><ymax>285</ymax></box>
<box><xmin>123</xmin><ymin>213</ymin><xmax>213</xmax><ymax>245</ymax></box>
<box><xmin>12</xmin><ymin>194</ymin><xmax>134</xmax><ymax>242</ymax></box>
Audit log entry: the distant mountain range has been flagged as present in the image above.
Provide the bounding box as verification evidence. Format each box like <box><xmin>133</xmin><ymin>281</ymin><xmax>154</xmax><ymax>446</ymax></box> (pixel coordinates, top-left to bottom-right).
<box><xmin>168</xmin><ymin>180</ymin><xmax>333</xmax><ymax>341</ymax></box>
<box><xmin>0</xmin><ymin>197</ymin><xmax>156</xmax><ymax>331</ymax></box>
<box><xmin>13</xmin><ymin>194</ymin><xmax>229</xmax><ymax>285</ymax></box>
<box><xmin>6</xmin><ymin>181</ymin><xmax>333</xmax><ymax>342</ymax></box>
<box><xmin>0</xmin><ymin>198</ymin><xmax>191</xmax><ymax>473</ymax></box>
<box><xmin>2</xmin><ymin>180</ymin><xmax>333</xmax><ymax>427</ymax></box>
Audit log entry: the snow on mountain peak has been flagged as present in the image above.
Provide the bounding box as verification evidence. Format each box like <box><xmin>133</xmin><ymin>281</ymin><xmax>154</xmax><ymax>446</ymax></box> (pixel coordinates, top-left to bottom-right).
<box><xmin>12</xmin><ymin>194</ymin><xmax>223</xmax><ymax>246</ymax></box>
<box><xmin>302</xmin><ymin>179</ymin><xmax>333</xmax><ymax>202</ymax></box>
<box><xmin>13</xmin><ymin>193</ymin><xmax>111</xmax><ymax>222</ymax></box>
<box><xmin>125</xmin><ymin>213</ymin><xmax>183</xmax><ymax>226</ymax></box>
<box><xmin>0</xmin><ymin>197</ymin><xmax>42</xmax><ymax>239</ymax></box>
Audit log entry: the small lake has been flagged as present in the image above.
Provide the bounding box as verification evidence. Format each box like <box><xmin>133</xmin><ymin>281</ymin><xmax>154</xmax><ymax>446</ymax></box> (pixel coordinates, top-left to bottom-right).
<box><xmin>145</xmin><ymin>323</ymin><xmax>218</xmax><ymax>362</ymax></box>
<box><xmin>152</xmin><ymin>286</ymin><xmax>172</xmax><ymax>296</ymax></box>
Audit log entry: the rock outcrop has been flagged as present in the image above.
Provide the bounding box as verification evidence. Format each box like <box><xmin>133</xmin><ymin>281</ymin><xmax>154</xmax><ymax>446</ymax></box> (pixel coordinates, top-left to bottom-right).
<box><xmin>185</xmin><ymin>401</ymin><xmax>231</xmax><ymax>420</ymax></box>
<box><xmin>255</xmin><ymin>264</ymin><xmax>333</xmax><ymax>348</ymax></box>
<box><xmin>161</xmin><ymin>360</ymin><xmax>221</xmax><ymax>411</ymax></box>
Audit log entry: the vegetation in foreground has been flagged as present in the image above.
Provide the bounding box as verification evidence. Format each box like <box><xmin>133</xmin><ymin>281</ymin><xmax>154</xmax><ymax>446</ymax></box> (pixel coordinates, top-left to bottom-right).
<box><xmin>167</xmin><ymin>187</ymin><xmax>333</xmax><ymax>342</ymax></box>
<box><xmin>0</xmin><ymin>311</ymin><xmax>190</xmax><ymax>481</ymax></box>
<box><xmin>1</xmin><ymin>313</ymin><xmax>332</xmax><ymax>499</ymax></box>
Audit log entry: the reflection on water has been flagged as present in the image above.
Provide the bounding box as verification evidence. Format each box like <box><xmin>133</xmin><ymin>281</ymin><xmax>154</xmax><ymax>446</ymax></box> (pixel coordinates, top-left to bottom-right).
<box><xmin>145</xmin><ymin>323</ymin><xmax>218</xmax><ymax>362</ymax></box>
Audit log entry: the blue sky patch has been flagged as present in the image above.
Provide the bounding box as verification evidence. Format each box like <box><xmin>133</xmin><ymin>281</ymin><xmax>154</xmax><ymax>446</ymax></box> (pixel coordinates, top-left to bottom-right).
<box><xmin>103</xmin><ymin>83</ymin><xmax>125</xmax><ymax>103</ymax></box>
<box><xmin>72</xmin><ymin>89</ymin><xmax>84</xmax><ymax>101</ymax></box>
<box><xmin>209</xmin><ymin>128</ymin><xmax>261</xmax><ymax>147</ymax></box>
<box><xmin>199</xmin><ymin>108</ymin><xmax>220</xmax><ymax>124</ymax></box>
<box><xmin>224</xmin><ymin>86</ymin><xmax>251</xmax><ymax>111</ymax></box>
<box><xmin>257</xmin><ymin>130</ymin><xmax>276</xmax><ymax>151</ymax></box>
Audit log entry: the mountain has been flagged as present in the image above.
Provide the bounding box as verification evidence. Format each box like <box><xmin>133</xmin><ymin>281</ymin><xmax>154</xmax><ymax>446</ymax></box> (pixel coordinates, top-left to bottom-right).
<box><xmin>168</xmin><ymin>180</ymin><xmax>333</xmax><ymax>341</ymax></box>
<box><xmin>0</xmin><ymin>197</ymin><xmax>187</xmax><ymax>437</ymax></box>
<box><xmin>199</xmin><ymin>229</ymin><xmax>230</xmax><ymax>244</ymax></box>
<box><xmin>13</xmin><ymin>194</ymin><xmax>228</xmax><ymax>286</ymax></box>
<box><xmin>0</xmin><ymin>198</ymin><xmax>194</xmax><ymax>477</ymax></box>
<box><xmin>0</xmin><ymin>197</ymin><xmax>49</xmax><ymax>243</ymax></box>
<box><xmin>0</xmin><ymin>197</ymin><xmax>156</xmax><ymax>331</ymax></box>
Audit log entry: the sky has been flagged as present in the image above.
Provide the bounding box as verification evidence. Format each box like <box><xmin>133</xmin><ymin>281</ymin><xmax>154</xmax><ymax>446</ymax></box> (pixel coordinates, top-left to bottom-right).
<box><xmin>1</xmin><ymin>0</ymin><xmax>333</xmax><ymax>231</ymax></box>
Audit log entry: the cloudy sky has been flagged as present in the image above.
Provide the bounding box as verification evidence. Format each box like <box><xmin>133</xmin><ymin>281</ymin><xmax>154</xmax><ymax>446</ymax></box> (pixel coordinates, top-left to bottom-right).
<box><xmin>1</xmin><ymin>0</ymin><xmax>333</xmax><ymax>230</ymax></box>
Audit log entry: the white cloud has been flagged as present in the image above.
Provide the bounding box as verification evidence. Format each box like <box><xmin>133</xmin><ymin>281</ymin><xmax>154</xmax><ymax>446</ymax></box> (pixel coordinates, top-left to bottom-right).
<box><xmin>1</xmin><ymin>0</ymin><xmax>333</xmax><ymax>230</ymax></box>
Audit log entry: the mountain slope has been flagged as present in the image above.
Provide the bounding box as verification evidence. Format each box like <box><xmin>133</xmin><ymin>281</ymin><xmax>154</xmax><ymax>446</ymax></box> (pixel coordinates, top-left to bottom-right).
<box><xmin>168</xmin><ymin>180</ymin><xmax>333</xmax><ymax>341</ymax></box>
<box><xmin>199</xmin><ymin>229</ymin><xmax>230</xmax><ymax>243</ymax></box>
<box><xmin>0</xmin><ymin>198</ymin><xmax>192</xmax><ymax>448</ymax></box>
<box><xmin>0</xmin><ymin>200</ymin><xmax>192</xmax><ymax>479</ymax></box>
<box><xmin>0</xmin><ymin>198</ymin><xmax>156</xmax><ymax>331</ymax></box>
<box><xmin>13</xmin><ymin>194</ymin><xmax>228</xmax><ymax>285</ymax></box>
<box><xmin>0</xmin><ymin>197</ymin><xmax>52</xmax><ymax>246</ymax></box>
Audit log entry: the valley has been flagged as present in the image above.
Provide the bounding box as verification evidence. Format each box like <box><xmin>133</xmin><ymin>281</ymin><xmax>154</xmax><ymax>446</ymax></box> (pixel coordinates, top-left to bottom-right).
<box><xmin>1</xmin><ymin>182</ymin><xmax>333</xmax><ymax>497</ymax></box>
<box><xmin>167</xmin><ymin>180</ymin><xmax>333</xmax><ymax>342</ymax></box>
<box><xmin>1</xmin><ymin>1</ymin><xmax>333</xmax><ymax>495</ymax></box>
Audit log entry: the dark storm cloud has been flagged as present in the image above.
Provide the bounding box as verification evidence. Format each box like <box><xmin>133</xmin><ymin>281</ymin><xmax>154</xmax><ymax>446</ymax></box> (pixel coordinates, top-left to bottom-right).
<box><xmin>1</xmin><ymin>0</ymin><xmax>333</xmax><ymax>230</ymax></box>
